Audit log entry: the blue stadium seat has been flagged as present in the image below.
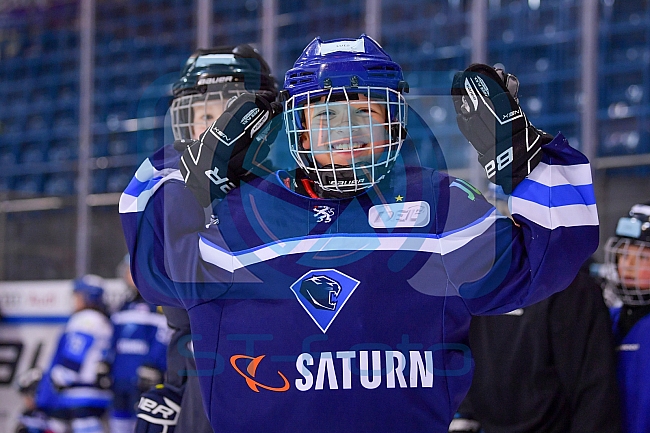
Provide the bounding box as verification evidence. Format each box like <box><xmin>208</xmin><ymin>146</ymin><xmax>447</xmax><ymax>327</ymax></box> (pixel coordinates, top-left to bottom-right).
<box><xmin>44</xmin><ymin>173</ymin><xmax>75</xmax><ymax>196</ymax></box>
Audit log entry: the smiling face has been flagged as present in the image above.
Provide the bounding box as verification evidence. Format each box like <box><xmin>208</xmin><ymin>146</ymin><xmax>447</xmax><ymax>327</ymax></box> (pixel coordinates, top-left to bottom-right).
<box><xmin>284</xmin><ymin>86</ymin><xmax>407</xmax><ymax>195</ymax></box>
<box><xmin>300</xmin><ymin>94</ymin><xmax>390</xmax><ymax>167</ymax></box>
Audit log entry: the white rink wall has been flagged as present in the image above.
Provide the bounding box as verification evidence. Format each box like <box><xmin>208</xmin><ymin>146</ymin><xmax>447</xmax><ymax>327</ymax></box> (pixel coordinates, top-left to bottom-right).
<box><xmin>0</xmin><ymin>279</ymin><xmax>129</xmax><ymax>432</ymax></box>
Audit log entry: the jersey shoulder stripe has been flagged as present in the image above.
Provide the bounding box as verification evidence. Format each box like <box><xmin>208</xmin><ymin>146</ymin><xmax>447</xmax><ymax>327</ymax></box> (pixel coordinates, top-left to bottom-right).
<box><xmin>510</xmin><ymin>200</ymin><xmax>598</xmax><ymax>229</ymax></box>
<box><xmin>525</xmin><ymin>161</ymin><xmax>592</xmax><ymax>186</ymax></box>
<box><xmin>509</xmin><ymin>134</ymin><xmax>598</xmax><ymax>230</ymax></box>
<box><xmin>119</xmin><ymin>157</ymin><xmax>182</xmax><ymax>214</ymax></box>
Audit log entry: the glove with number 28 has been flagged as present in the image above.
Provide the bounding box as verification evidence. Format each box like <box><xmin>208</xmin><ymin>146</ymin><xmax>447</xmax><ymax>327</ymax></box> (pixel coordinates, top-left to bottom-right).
<box><xmin>178</xmin><ymin>92</ymin><xmax>282</xmax><ymax>207</ymax></box>
<box><xmin>451</xmin><ymin>64</ymin><xmax>553</xmax><ymax>194</ymax></box>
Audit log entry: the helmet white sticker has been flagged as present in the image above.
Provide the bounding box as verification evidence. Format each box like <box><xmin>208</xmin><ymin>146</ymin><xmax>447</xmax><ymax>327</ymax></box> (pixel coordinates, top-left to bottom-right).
<box><xmin>616</xmin><ymin>217</ymin><xmax>642</xmax><ymax>239</ymax></box>
<box><xmin>320</xmin><ymin>38</ymin><xmax>366</xmax><ymax>55</ymax></box>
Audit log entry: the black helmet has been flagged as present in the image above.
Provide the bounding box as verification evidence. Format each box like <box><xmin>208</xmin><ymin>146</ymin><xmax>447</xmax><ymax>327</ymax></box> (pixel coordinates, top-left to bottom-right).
<box><xmin>170</xmin><ymin>44</ymin><xmax>277</xmax><ymax>140</ymax></box>
<box><xmin>604</xmin><ymin>202</ymin><xmax>650</xmax><ymax>305</ymax></box>
<box><xmin>172</xmin><ymin>44</ymin><xmax>276</xmax><ymax>97</ymax></box>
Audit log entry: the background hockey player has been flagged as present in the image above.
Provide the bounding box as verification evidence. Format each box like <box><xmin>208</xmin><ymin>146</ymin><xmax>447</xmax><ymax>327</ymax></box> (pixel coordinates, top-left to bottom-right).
<box><xmin>105</xmin><ymin>255</ymin><xmax>170</xmax><ymax>433</ymax></box>
<box><xmin>14</xmin><ymin>368</ymin><xmax>54</xmax><ymax>433</ymax></box>
<box><xmin>449</xmin><ymin>257</ymin><xmax>621</xmax><ymax>433</ymax></box>
<box><xmin>604</xmin><ymin>202</ymin><xmax>650</xmax><ymax>433</ymax></box>
<box><xmin>121</xmin><ymin>35</ymin><xmax>599</xmax><ymax>432</ymax></box>
<box><xmin>33</xmin><ymin>275</ymin><xmax>113</xmax><ymax>433</ymax></box>
<box><xmin>126</xmin><ymin>44</ymin><xmax>278</xmax><ymax>433</ymax></box>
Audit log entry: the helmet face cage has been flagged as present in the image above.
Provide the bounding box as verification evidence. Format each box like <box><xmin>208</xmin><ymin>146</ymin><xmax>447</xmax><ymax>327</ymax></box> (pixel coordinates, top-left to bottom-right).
<box><xmin>604</xmin><ymin>236</ymin><xmax>650</xmax><ymax>305</ymax></box>
<box><xmin>285</xmin><ymin>86</ymin><xmax>407</xmax><ymax>194</ymax></box>
<box><xmin>171</xmin><ymin>83</ymin><xmax>248</xmax><ymax>140</ymax></box>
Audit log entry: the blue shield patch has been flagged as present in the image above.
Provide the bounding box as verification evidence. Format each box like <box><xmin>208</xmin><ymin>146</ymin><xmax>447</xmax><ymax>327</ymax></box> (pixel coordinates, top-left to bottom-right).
<box><xmin>290</xmin><ymin>269</ymin><xmax>360</xmax><ymax>333</ymax></box>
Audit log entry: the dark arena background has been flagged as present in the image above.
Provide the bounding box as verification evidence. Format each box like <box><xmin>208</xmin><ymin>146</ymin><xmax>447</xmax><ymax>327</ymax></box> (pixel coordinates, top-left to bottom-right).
<box><xmin>0</xmin><ymin>0</ymin><xmax>648</xmax><ymax>280</ymax></box>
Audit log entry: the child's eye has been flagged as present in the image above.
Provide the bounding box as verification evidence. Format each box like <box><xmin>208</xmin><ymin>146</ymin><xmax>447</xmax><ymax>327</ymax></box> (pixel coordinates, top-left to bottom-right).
<box><xmin>313</xmin><ymin>110</ymin><xmax>335</xmax><ymax>118</ymax></box>
<box><xmin>355</xmin><ymin>106</ymin><xmax>383</xmax><ymax>117</ymax></box>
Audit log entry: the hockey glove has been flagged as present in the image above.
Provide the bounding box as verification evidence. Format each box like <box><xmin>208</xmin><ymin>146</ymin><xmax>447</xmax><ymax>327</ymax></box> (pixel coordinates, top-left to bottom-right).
<box><xmin>16</xmin><ymin>409</ymin><xmax>53</xmax><ymax>433</ymax></box>
<box><xmin>451</xmin><ymin>64</ymin><xmax>553</xmax><ymax>194</ymax></box>
<box><xmin>95</xmin><ymin>361</ymin><xmax>112</xmax><ymax>390</ymax></box>
<box><xmin>136</xmin><ymin>365</ymin><xmax>163</xmax><ymax>393</ymax></box>
<box><xmin>448</xmin><ymin>413</ymin><xmax>481</xmax><ymax>433</ymax></box>
<box><xmin>135</xmin><ymin>384</ymin><xmax>182</xmax><ymax>433</ymax></box>
<box><xmin>179</xmin><ymin>92</ymin><xmax>283</xmax><ymax>207</ymax></box>
<box><xmin>16</xmin><ymin>368</ymin><xmax>43</xmax><ymax>396</ymax></box>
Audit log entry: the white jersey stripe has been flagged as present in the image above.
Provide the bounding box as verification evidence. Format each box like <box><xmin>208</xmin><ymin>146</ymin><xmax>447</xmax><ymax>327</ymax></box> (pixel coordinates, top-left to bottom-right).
<box><xmin>119</xmin><ymin>167</ymin><xmax>183</xmax><ymax>214</ymax></box>
<box><xmin>510</xmin><ymin>198</ymin><xmax>599</xmax><ymax>229</ymax></box>
<box><xmin>199</xmin><ymin>210</ymin><xmax>506</xmax><ymax>273</ymax></box>
<box><xmin>60</xmin><ymin>387</ymin><xmax>113</xmax><ymax>401</ymax></box>
<box><xmin>111</xmin><ymin>309</ymin><xmax>168</xmax><ymax>327</ymax></box>
<box><xmin>526</xmin><ymin>162</ymin><xmax>593</xmax><ymax>187</ymax></box>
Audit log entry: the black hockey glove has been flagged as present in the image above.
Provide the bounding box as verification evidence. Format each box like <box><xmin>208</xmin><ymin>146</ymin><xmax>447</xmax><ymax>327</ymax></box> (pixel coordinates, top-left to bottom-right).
<box><xmin>135</xmin><ymin>384</ymin><xmax>182</xmax><ymax>433</ymax></box>
<box><xmin>136</xmin><ymin>365</ymin><xmax>163</xmax><ymax>393</ymax></box>
<box><xmin>451</xmin><ymin>64</ymin><xmax>553</xmax><ymax>194</ymax></box>
<box><xmin>16</xmin><ymin>409</ymin><xmax>52</xmax><ymax>433</ymax></box>
<box><xmin>178</xmin><ymin>91</ymin><xmax>283</xmax><ymax>207</ymax></box>
<box><xmin>95</xmin><ymin>361</ymin><xmax>112</xmax><ymax>390</ymax></box>
<box><xmin>15</xmin><ymin>368</ymin><xmax>42</xmax><ymax>396</ymax></box>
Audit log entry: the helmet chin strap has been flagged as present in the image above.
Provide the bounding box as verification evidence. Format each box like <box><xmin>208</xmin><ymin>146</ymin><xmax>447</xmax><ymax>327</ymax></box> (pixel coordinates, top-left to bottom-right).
<box><xmin>296</xmin><ymin>167</ymin><xmax>363</xmax><ymax>199</ymax></box>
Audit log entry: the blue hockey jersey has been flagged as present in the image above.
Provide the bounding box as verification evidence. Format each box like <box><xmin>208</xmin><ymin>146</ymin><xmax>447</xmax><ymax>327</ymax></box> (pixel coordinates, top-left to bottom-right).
<box><xmin>120</xmin><ymin>133</ymin><xmax>598</xmax><ymax>433</ymax></box>
<box><xmin>109</xmin><ymin>299</ymin><xmax>169</xmax><ymax>390</ymax></box>
<box><xmin>611</xmin><ymin>307</ymin><xmax>650</xmax><ymax>433</ymax></box>
<box><xmin>35</xmin><ymin>309</ymin><xmax>113</xmax><ymax>414</ymax></box>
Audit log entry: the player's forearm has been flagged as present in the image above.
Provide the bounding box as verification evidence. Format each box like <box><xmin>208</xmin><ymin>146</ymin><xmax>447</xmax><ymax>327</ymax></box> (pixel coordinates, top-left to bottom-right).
<box><xmin>459</xmin><ymin>135</ymin><xmax>598</xmax><ymax>314</ymax></box>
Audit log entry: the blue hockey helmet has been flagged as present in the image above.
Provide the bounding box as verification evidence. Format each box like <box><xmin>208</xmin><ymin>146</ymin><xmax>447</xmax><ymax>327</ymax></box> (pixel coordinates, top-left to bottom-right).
<box><xmin>283</xmin><ymin>34</ymin><xmax>408</xmax><ymax>101</ymax></box>
<box><xmin>604</xmin><ymin>202</ymin><xmax>650</xmax><ymax>305</ymax></box>
<box><xmin>282</xmin><ymin>35</ymin><xmax>409</xmax><ymax>196</ymax></box>
<box><xmin>73</xmin><ymin>274</ymin><xmax>106</xmax><ymax>308</ymax></box>
<box><xmin>171</xmin><ymin>44</ymin><xmax>278</xmax><ymax>140</ymax></box>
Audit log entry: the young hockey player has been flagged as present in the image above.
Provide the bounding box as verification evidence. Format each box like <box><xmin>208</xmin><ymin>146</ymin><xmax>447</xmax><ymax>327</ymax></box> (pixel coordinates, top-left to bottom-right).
<box><xmin>120</xmin><ymin>35</ymin><xmax>599</xmax><ymax>432</ymax></box>
<box><xmin>33</xmin><ymin>275</ymin><xmax>113</xmax><ymax>433</ymax></box>
<box><xmin>604</xmin><ymin>202</ymin><xmax>650</xmax><ymax>433</ymax></box>
<box><xmin>450</xmin><ymin>258</ymin><xmax>621</xmax><ymax>433</ymax></box>
<box><xmin>129</xmin><ymin>44</ymin><xmax>278</xmax><ymax>433</ymax></box>
<box><xmin>105</xmin><ymin>255</ymin><xmax>170</xmax><ymax>433</ymax></box>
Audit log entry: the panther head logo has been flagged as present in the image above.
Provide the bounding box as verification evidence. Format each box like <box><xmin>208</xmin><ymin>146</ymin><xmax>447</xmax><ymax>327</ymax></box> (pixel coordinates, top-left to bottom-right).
<box><xmin>299</xmin><ymin>275</ymin><xmax>342</xmax><ymax>311</ymax></box>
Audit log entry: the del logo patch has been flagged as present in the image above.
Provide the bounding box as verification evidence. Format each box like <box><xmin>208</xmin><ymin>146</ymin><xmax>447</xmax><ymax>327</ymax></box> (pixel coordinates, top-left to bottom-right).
<box><xmin>368</xmin><ymin>201</ymin><xmax>430</xmax><ymax>228</ymax></box>
<box><xmin>290</xmin><ymin>269</ymin><xmax>360</xmax><ymax>333</ymax></box>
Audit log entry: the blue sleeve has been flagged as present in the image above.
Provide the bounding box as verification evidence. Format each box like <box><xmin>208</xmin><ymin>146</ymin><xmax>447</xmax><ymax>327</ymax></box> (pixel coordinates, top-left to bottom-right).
<box><xmin>120</xmin><ymin>146</ymin><xmax>233</xmax><ymax>309</ymax></box>
<box><xmin>121</xmin><ymin>172</ymin><xmax>207</xmax><ymax>308</ymax></box>
<box><xmin>450</xmin><ymin>134</ymin><xmax>599</xmax><ymax>315</ymax></box>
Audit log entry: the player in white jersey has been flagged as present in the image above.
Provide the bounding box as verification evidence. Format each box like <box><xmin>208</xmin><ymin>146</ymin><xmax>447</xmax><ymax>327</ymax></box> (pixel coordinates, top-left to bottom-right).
<box><xmin>33</xmin><ymin>275</ymin><xmax>113</xmax><ymax>433</ymax></box>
